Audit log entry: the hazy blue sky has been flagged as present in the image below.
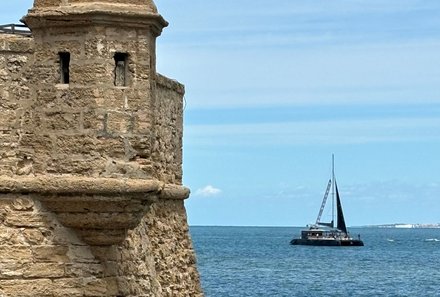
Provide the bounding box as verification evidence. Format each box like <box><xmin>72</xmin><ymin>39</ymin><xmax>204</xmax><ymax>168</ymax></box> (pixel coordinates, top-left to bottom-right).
<box><xmin>3</xmin><ymin>1</ymin><xmax>440</xmax><ymax>226</ymax></box>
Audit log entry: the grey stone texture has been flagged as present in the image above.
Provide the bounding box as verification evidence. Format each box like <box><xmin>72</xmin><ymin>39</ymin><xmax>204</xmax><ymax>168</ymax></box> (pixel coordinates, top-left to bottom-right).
<box><xmin>0</xmin><ymin>0</ymin><xmax>202</xmax><ymax>296</ymax></box>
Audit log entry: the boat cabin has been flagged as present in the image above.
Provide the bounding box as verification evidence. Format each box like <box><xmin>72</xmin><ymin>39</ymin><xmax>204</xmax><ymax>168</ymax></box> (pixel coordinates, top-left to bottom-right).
<box><xmin>300</xmin><ymin>226</ymin><xmax>349</xmax><ymax>240</ymax></box>
<box><xmin>301</xmin><ymin>229</ymin><xmax>324</xmax><ymax>239</ymax></box>
<box><xmin>300</xmin><ymin>225</ymin><xmax>342</xmax><ymax>239</ymax></box>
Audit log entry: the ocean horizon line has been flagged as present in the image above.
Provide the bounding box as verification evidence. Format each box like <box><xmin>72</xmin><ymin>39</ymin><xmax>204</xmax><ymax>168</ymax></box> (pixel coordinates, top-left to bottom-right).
<box><xmin>190</xmin><ymin>223</ymin><xmax>440</xmax><ymax>228</ymax></box>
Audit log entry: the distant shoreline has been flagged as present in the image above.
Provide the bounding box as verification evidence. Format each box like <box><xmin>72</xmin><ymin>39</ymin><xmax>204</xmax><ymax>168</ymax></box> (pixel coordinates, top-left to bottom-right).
<box><xmin>359</xmin><ymin>223</ymin><xmax>440</xmax><ymax>229</ymax></box>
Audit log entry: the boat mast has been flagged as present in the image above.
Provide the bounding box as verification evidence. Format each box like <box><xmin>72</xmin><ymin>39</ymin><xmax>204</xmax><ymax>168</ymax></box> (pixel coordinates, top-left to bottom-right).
<box><xmin>332</xmin><ymin>154</ymin><xmax>335</xmax><ymax>228</ymax></box>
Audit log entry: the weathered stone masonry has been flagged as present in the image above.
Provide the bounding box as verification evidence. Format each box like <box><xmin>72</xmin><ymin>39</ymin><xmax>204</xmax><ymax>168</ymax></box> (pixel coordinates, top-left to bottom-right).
<box><xmin>0</xmin><ymin>1</ymin><xmax>202</xmax><ymax>296</ymax></box>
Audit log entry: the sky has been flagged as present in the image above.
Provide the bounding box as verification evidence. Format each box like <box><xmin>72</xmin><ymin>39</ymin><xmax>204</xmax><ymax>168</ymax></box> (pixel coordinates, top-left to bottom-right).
<box><xmin>3</xmin><ymin>0</ymin><xmax>440</xmax><ymax>227</ymax></box>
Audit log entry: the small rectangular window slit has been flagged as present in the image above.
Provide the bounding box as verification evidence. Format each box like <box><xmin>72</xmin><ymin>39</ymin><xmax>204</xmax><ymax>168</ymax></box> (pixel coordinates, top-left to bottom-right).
<box><xmin>59</xmin><ymin>52</ymin><xmax>70</xmax><ymax>84</ymax></box>
<box><xmin>114</xmin><ymin>53</ymin><xmax>128</xmax><ymax>87</ymax></box>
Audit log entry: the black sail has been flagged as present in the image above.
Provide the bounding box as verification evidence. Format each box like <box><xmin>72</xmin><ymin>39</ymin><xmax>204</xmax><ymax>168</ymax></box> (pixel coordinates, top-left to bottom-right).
<box><xmin>335</xmin><ymin>181</ymin><xmax>347</xmax><ymax>234</ymax></box>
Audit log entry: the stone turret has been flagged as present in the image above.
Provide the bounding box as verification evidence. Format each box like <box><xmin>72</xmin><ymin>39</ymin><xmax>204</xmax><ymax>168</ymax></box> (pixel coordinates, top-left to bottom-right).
<box><xmin>0</xmin><ymin>0</ymin><xmax>202</xmax><ymax>296</ymax></box>
<box><xmin>21</xmin><ymin>0</ymin><xmax>168</xmax><ymax>181</ymax></box>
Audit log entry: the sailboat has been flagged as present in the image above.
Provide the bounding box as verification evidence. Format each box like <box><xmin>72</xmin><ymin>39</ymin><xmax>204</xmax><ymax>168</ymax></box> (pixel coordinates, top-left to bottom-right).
<box><xmin>290</xmin><ymin>155</ymin><xmax>364</xmax><ymax>246</ymax></box>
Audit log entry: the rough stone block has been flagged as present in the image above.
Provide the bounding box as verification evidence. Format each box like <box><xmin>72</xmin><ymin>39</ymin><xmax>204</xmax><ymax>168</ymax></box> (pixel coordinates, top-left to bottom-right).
<box><xmin>23</xmin><ymin>262</ymin><xmax>65</xmax><ymax>278</ymax></box>
<box><xmin>65</xmin><ymin>263</ymin><xmax>104</xmax><ymax>278</ymax></box>
<box><xmin>106</xmin><ymin>111</ymin><xmax>132</xmax><ymax>134</ymax></box>
<box><xmin>0</xmin><ymin>262</ymin><xmax>25</xmax><ymax>278</ymax></box>
<box><xmin>67</xmin><ymin>245</ymin><xmax>98</xmax><ymax>264</ymax></box>
<box><xmin>82</xmin><ymin>110</ymin><xmax>106</xmax><ymax>131</ymax></box>
<box><xmin>55</xmin><ymin>134</ymin><xmax>96</xmax><ymax>155</ymax></box>
<box><xmin>4</xmin><ymin>212</ymin><xmax>50</xmax><ymax>228</ymax></box>
<box><xmin>0</xmin><ymin>279</ymin><xmax>54</xmax><ymax>296</ymax></box>
<box><xmin>32</xmin><ymin>245</ymin><xmax>70</xmax><ymax>262</ymax></box>
<box><xmin>83</xmin><ymin>278</ymin><xmax>110</xmax><ymax>297</ymax></box>
<box><xmin>46</xmin><ymin>156</ymin><xmax>105</xmax><ymax>175</ymax></box>
<box><xmin>71</xmin><ymin>62</ymin><xmax>112</xmax><ymax>86</ymax></box>
<box><xmin>124</xmin><ymin>87</ymin><xmax>152</xmax><ymax>111</ymax></box>
<box><xmin>61</xmin><ymin>87</ymin><xmax>98</xmax><ymax>109</ymax></box>
<box><xmin>57</xmin><ymin>212</ymin><xmax>143</xmax><ymax>229</ymax></box>
<box><xmin>33</xmin><ymin>0</ymin><xmax>63</xmax><ymax>8</ymax></box>
<box><xmin>0</xmin><ymin>110</ymin><xmax>17</xmax><ymax>131</ymax></box>
<box><xmin>11</xmin><ymin>198</ymin><xmax>34</xmax><ymax>211</ymax></box>
<box><xmin>6</xmin><ymin>55</ymin><xmax>28</xmax><ymax>74</ymax></box>
<box><xmin>52</xmin><ymin>278</ymin><xmax>84</xmax><ymax>297</ymax></box>
<box><xmin>43</xmin><ymin>110</ymin><xmax>81</xmax><ymax>131</ymax></box>
<box><xmin>94</xmin><ymin>137</ymin><xmax>126</xmax><ymax>159</ymax></box>
<box><xmin>22</xmin><ymin>229</ymin><xmax>46</xmax><ymax>245</ymax></box>
<box><xmin>35</xmin><ymin>87</ymin><xmax>58</xmax><ymax>107</ymax></box>
<box><xmin>133</xmin><ymin>112</ymin><xmax>153</xmax><ymax>134</ymax></box>
<box><xmin>84</xmin><ymin>37</ymin><xmax>110</xmax><ymax>58</ymax></box>
<box><xmin>0</xmin><ymin>246</ymin><xmax>32</xmax><ymax>262</ymax></box>
<box><xmin>19</xmin><ymin>133</ymin><xmax>54</xmax><ymax>153</ymax></box>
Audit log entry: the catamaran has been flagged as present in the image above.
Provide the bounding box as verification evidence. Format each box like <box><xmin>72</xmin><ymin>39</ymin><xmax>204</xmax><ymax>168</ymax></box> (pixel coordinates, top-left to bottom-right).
<box><xmin>290</xmin><ymin>155</ymin><xmax>364</xmax><ymax>246</ymax></box>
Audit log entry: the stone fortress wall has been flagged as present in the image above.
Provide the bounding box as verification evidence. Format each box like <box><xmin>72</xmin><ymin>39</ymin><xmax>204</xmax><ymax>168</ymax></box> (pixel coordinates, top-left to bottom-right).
<box><xmin>0</xmin><ymin>1</ymin><xmax>202</xmax><ymax>296</ymax></box>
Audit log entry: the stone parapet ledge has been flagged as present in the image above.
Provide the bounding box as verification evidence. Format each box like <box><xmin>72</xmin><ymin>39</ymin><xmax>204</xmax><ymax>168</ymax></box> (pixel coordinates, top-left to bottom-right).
<box><xmin>157</xmin><ymin>73</ymin><xmax>185</xmax><ymax>95</ymax></box>
<box><xmin>0</xmin><ymin>34</ymin><xmax>33</xmax><ymax>53</ymax></box>
<box><xmin>0</xmin><ymin>175</ymin><xmax>190</xmax><ymax>200</ymax></box>
<box><xmin>0</xmin><ymin>175</ymin><xmax>190</xmax><ymax>245</ymax></box>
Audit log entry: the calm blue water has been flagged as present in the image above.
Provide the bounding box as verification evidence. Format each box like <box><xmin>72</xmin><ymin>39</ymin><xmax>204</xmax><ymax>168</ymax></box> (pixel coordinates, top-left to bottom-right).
<box><xmin>190</xmin><ymin>226</ymin><xmax>440</xmax><ymax>297</ymax></box>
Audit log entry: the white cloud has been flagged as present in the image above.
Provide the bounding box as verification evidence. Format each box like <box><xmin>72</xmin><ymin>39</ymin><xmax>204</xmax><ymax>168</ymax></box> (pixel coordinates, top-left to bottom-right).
<box><xmin>195</xmin><ymin>185</ymin><xmax>222</xmax><ymax>197</ymax></box>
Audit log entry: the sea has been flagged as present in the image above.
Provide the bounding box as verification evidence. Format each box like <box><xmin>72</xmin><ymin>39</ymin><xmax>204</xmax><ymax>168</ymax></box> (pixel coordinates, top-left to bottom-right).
<box><xmin>190</xmin><ymin>226</ymin><xmax>440</xmax><ymax>297</ymax></box>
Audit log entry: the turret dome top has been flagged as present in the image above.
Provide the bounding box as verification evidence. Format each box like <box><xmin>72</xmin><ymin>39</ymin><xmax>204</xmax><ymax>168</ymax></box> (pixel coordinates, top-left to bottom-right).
<box><xmin>32</xmin><ymin>0</ymin><xmax>158</xmax><ymax>13</ymax></box>
<box><xmin>25</xmin><ymin>0</ymin><xmax>168</xmax><ymax>34</ymax></box>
